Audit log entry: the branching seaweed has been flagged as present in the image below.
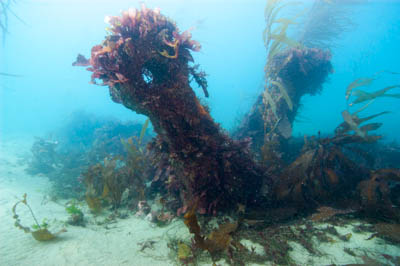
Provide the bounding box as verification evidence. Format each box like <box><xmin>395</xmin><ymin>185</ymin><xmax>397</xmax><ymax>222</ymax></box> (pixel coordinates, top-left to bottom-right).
<box><xmin>358</xmin><ymin>169</ymin><xmax>400</xmax><ymax>221</ymax></box>
<box><xmin>261</xmin><ymin>0</ymin><xmax>334</xmax><ymax>149</ymax></box>
<box><xmin>183</xmin><ymin>203</ymin><xmax>244</xmax><ymax>264</ymax></box>
<box><xmin>263</xmin><ymin>0</ymin><xmax>302</xmax><ymax>63</ymax></box>
<box><xmin>298</xmin><ymin>0</ymin><xmax>355</xmax><ymax>49</ymax></box>
<box><xmin>12</xmin><ymin>193</ymin><xmax>66</xmax><ymax>241</ymax></box>
<box><xmin>263</xmin><ymin>0</ymin><xmax>303</xmax><ymax>111</ymax></box>
<box><xmin>345</xmin><ymin>71</ymin><xmax>400</xmax><ymax>102</ymax></box>
<box><xmin>0</xmin><ymin>0</ymin><xmax>25</xmax><ymax>43</ymax></box>
<box><xmin>262</xmin><ymin>1</ymin><xmax>301</xmax><ymax>143</ymax></box>
<box><xmin>336</xmin><ymin>71</ymin><xmax>400</xmax><ymax>141</ymax></box>
<box><xmin>83</xmin><ymin>119</ymin><xmax>150</xmax><ymax>211</ymax></box>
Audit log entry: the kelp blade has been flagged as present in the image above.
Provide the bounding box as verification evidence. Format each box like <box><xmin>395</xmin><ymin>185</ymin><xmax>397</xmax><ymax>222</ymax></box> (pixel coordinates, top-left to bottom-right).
<box><xmin>31</xmin><ymin>229</ymin><xmax>56</xmax><ymax>241</ymax></box>
<box><xmin>352</xmin><ymin>85</ymin><xmax>400</xmax><ymax>104</ymax></box>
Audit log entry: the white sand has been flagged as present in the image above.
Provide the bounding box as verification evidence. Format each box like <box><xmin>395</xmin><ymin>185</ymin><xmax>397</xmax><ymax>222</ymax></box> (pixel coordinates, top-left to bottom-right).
<box><xmin>1</xmin><ymin>137</ymin><xmax>399</xmax><ymax>266</ymax></box>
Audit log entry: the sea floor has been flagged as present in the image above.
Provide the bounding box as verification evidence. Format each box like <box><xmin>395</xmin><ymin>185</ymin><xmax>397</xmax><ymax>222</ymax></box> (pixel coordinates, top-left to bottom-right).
<box><xmin>0</xmin><ymin>137</ymin><xmax>399</xmax><ymax>266</ymax></box>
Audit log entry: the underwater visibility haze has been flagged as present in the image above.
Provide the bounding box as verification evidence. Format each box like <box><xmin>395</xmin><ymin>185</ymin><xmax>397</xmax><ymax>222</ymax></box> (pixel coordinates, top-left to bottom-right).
<box><xmin>1</xmin><ymin>0</ymin><xmax>400</xmax><ymax>265</ymax></box>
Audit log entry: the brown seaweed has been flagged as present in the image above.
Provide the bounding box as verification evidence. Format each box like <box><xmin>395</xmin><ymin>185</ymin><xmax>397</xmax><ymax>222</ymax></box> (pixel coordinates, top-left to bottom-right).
<box><xmin>351</xmin><ymin>85</ymin><xmax>400</xmax><ymax>105</ymax></box>
<box><xmin>335</xmin><ymin>73</ymin><xmax>400</xmax><ymax>143</ymax></box>
<box><xmin>183</xmin><ymin>203</ymin><xmax>241</xmax><ymax>263</ymax></box>
<box><xmin>274</xmin><ymin>135</ymin><xmax>368</xmax><ymax>207</ymax></box>
<box><xmin>358</xmin><ymin>169</ymin><xmax>400</xmax><ymax>221</ymax></box>
<box><xmin>12</xmin><ymin>194</ymin><xmax>66</xmax><ymax>241</ymax></box>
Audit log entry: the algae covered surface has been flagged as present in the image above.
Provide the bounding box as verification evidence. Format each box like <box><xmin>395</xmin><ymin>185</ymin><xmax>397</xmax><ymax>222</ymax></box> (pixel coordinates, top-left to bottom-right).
<box><xmin>1</xmin><ymin>0</ymin><xmax>400</xmax><ymax>265</ymax></box>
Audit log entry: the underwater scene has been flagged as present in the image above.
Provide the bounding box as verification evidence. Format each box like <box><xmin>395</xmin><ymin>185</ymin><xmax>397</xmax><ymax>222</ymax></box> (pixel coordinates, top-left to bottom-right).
<box><xmin>1</xmin><ymin>0</ymin><xmax>400</xmax><ymax>265</ymax></box>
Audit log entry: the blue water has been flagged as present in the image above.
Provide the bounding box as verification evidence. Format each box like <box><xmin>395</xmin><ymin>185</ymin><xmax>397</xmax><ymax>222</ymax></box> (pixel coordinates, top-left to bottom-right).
<box><xmin>1</xmin><ymin>0</ymin><xmax>399</xmax><ymax>141</ymax></box>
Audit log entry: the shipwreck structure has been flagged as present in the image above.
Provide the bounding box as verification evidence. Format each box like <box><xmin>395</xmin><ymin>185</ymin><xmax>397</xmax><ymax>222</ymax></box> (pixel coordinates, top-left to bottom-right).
<box><xmin>74</xmin><ymin>4</ymin><xmax>400</xmax><ymax>222</ymax></box>
<box><xmin>74</xmin><ymin>6</ymin><xmax>266</xmax><ymax>214</ymax></box>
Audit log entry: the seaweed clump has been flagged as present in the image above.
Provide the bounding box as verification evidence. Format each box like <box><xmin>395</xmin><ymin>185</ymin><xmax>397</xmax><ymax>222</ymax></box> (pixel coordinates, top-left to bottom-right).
<box><xmin>65</xmin><ymin>201</ymin><xmax>85</xmax><ymax>226</ymax></box>
<box><xmin>358</xmin><ymin>169</ymin><xmax>400</xmax><ymax>221</ymax></box>
<box><xmin>83</xmin><ymin>157</ymin><xmax>127</xmax><ymax>212</ymax></box>
<box><xmin>82</xmin><ymin>120</ymin><xmax>150</xmax><ymax>212</ymax></box>
<box><xmin>25</xmin><ymin>111</ymin><xmax>152</xmax><ymax>199</ymax></box>
<box><xmin>12</xmin><ymin>193</ymin><xmax>66</xmax><ymax>241</ymax></box>
<box><xmin>298</xmin><ymin>0</ymin><xmax>355</xmax><ymax>49</ymax></box>
<box><xmin>183</xmin><ymin>204</ymin><xmax>246</xmax><ymax>264</ymax></box>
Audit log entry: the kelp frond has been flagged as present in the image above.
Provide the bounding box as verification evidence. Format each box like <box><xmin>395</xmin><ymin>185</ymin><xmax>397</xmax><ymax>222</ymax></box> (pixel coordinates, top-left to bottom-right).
<box><xmin>262</xmin><ymin>0</ymin><xmax>303</xmax><ymax>139</ymax></box>
<box><xmin>345</xmin><ymin>77</ymin><xmax>375</xmax><ymax>101</ymax></box>
<box><xmin>138</xmin><ymin>118</ymin><xmax>149</xmax><ymax>146</ymax></box>
<box><xmin>357</xmin><ymin>111</ymin><xmax>390</xmax><ymax>125</ymax></box>
<box><xmin>263</xmin><ymin>0</ymin><xmax>303</xmax><ymax>61</ymax></box>
<box><xmin>336</xmin><ymin>71</ymin><xmax>400</xmax><ymax>142</ymax></box>
<box><xmin>339</xmin><ymin>110</ymin><xmax>382</xmax><ymax>139</ymax></box>
<box><xmin>351</xmin><ymin>85</ymin><xmax>400</xmax><ymax>105</ymax></box>
<box><xmin>121</xmin><ymin>118</ymin><xmax>149</xmax><ymax>153</ymax></box>
<box><xmin>270</xmin><ymin>80</ymin><xmax>293</xmax><ymax>110</ymax></box>
<box><xmin>345</xmin><ymin>70</ymin><xmax>400</xmax><ymax>101</ymax></box>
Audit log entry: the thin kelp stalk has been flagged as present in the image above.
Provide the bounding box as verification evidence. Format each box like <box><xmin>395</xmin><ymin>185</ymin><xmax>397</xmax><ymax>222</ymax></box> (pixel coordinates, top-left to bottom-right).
<box><xmin>12</xmin><ymin>193</ymin><xmax>66</xmax><ymax>241</ymax></box>
<box><xmin>75</xmin><ymin>5</ymin><xmax>266</xmax><ymax>214</ymax></box>
<box><xmin>23</xmin><ymin>196</ymin><xmax>41</xmax><ymax>229</ymax></box>
<box><xmin>0</xmin><ymin>0</ymin><xmax>25</xmax><ymax>43</ymax></box>
<box><xmin>0</xmin><ymin>71</ymin><xmax>22</xmax><ymax>77</ymax></box>
<box><xmin>12</xmin><ymin>193</ymin><xmax>40</xmax><ymax>233</ymax></box>
<box><xmin>0</xmin><ymin>0</ymin><xmax>11</xmax><ymax>37</ymax></box>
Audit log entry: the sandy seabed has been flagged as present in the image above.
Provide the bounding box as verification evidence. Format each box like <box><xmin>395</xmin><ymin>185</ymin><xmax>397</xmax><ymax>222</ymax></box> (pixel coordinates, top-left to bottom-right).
<box><xmin>1</xmin><ymin>137</ymin><xmax>399</xmax><ymax>266</ymax></box>
<box><xmin>0</xmin><ymin>137</ymin><xmax>191</xmax><ymax>266</ymax></box>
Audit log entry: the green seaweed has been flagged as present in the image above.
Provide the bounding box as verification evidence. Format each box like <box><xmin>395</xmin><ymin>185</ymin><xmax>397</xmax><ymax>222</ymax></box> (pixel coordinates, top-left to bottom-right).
<box><xmin>65</xmin><ymin>201</ymin><xmax>85</xmax><ymax>226</ymax></box>
<box><xmin>65</xmin><ymin>203</ymin><xmax>83</xmax><ymax>216</ymax></box>
<box><xmin>31</xmin><ymin>219</ymin><xmax>49</xmax><ymax>230</ymax></box>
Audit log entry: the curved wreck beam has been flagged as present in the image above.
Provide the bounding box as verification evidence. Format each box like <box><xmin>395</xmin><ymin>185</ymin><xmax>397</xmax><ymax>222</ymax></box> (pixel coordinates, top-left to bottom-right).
<box><xmin>74</xmin><ymin>6</ymin><xmax>266</xmax><ymax>214</ymax></box>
